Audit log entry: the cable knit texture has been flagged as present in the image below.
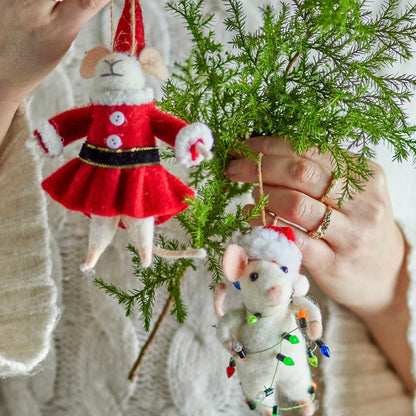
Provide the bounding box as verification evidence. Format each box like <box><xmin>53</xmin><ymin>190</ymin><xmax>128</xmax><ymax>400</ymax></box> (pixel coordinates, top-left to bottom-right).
<box><xmin>0</xmin><ymin>107</ymin><xmax>58</xmax><ymax>377</ymax></box>
<box><xmin>0</xmin><ymin>1</ymin><xmax>414</xmax><ymax>416</ymax></box>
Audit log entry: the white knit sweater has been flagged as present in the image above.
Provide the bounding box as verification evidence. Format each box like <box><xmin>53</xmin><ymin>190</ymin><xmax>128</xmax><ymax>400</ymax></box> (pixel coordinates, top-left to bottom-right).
<box><xmin>0</xmin><ymin>1</ymin><xmax>414</xmax><ymax>415</ymax></box>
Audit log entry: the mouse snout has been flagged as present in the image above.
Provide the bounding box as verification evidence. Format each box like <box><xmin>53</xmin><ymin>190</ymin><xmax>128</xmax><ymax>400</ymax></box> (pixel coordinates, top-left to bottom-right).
<box><xmin>105</xmin><ymin>59</ymin><xmax>122</xmax><ymax>69</ymax></box>
<box><xmin>105</xmin><ymin>56</ymin><xmax>122</xmax><ymax>65</ymax></box>
<box><xmin>267</xmin><ymin>285</ymin><xmax>282</xmax><ymax>303</ymax></box>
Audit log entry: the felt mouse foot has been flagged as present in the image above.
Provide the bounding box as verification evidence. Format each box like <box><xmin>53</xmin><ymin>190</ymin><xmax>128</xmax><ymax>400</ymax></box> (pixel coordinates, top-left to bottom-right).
<box><xmin>139</xmin><ymin>247</ymin><xmax>153</xmax><ymax>267</ymax></box>
<box><xmin>82</xmin><ymin>215</ymin><xmax>119</xmax><ymax>272</ymax></box>
<box><xmin>80</xmin><ymin>247</ymin><xmax>103</xmax><ymax>273</ymax></box>
<box><xmin>80</xmin><ymin>267</ymin><xmax>96</xmax><ymax>278</ymax></box>
<box><xmin>300</xmin><ymin>401</ymin><xmax>315</xmax><ymax>416</ymax></box>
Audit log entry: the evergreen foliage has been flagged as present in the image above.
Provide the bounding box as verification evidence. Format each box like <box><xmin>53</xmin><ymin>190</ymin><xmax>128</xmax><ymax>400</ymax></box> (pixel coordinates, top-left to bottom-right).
<box><xmin>96</xmin><ymin>0</ymin><xmax>416</xmax><ymax>329</ymax></box>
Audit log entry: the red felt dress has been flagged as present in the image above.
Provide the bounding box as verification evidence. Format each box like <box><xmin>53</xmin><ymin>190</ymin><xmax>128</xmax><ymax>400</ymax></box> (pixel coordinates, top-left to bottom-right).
<box><xmin>41</xmin><ymin>101</ymin><xmax>194</xmax><ymax>225</ymax></box>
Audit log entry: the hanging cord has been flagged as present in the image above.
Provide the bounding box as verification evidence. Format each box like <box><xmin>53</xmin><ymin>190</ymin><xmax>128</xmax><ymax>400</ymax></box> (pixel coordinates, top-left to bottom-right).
<box><xmin>131</xmin><ymin>0</ymin><xmax>137</xmax><ymax>56</ymax></box>
<box><xmin>257</xmin><ymin>153</ymin><xmax>267</xmax><ymax>227</ymax></box>
<box><xmin>110</xmin><ymin>0</ymin><xmax>115</xmax><ymax>52</ymax></box>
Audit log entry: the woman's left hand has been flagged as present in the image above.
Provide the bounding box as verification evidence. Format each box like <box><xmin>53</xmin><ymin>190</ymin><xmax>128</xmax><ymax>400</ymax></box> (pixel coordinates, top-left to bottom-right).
<box><xmin>226</xmin><ymin>135</ymin><xmax>414</xmax><ymax>391</ymax></box>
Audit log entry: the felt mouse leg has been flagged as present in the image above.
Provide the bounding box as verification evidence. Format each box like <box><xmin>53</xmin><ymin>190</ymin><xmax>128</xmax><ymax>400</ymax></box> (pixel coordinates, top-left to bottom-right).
<box><xmin>81</xmin><ymin>215</ymin><xmax>120</xmax><ymax>272</ymax></box>
<box><xmin>122</xmin><ymin>215</ymin><xmax>155</xmax><ymax>267</ymax></box>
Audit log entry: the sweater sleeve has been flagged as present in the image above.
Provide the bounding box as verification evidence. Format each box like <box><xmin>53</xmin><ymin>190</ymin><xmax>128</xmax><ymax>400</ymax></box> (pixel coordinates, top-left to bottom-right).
<box><xmin>0</xmin><ymin>105</ymin><xmax>58</xmax><ymax>376</ymax></box>
<box><xmin>403</xmin><ymin>221</ymin><xmax>416</xmax><ymax>414</ymax></box>
<box><xmin>322</xmin><ymin>224</ymin><xmax>415</xmax><ymax>416</ymax></box>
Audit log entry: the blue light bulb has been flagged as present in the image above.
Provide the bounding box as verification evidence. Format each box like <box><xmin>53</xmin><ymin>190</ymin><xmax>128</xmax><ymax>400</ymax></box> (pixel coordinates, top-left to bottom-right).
<box><xmin>320</xmin><ymin>345</ymin><xmax>330</xmax><ymax>358</ymax></box>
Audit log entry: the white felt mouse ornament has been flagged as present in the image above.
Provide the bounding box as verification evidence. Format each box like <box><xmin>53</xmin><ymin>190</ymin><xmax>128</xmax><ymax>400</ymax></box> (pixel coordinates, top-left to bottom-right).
<box><xmin>34</xmin><ymin>0</ymin><xmax>213</xmax><ymax>271</ymax></box>
<box><xmin>215</xmin><ymin>225</ymin><xmax>329</xmax><ymax>416</ymax></box>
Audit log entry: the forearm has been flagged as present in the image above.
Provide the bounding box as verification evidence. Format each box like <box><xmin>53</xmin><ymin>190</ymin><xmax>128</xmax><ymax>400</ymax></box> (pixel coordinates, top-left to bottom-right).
<box><xmin>0</xmin><ymin>99</ymin><xmax>22</xmax><ymax>150</ymax></box>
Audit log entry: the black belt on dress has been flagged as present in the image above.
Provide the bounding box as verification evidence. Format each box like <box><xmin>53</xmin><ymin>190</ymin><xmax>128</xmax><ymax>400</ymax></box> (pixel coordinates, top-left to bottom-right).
<box><xmin>79</xmin><ymin>143</ymin><xmax>160</xmax><ymax>168</ymax></box>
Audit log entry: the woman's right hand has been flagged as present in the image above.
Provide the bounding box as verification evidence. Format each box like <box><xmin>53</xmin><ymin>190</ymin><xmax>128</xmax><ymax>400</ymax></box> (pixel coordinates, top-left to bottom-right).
<box><xmin>0</xmin><ymin>0</ymin><xmax>110</xmax><ymax>104</ymax></box>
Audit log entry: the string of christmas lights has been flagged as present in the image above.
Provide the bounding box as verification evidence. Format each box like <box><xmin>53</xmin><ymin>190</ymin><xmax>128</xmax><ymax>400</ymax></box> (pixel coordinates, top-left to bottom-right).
<box><xmin>226</xmin><ymin>309</ymin><xmax>330</xmax><ymax>414</ymax></box>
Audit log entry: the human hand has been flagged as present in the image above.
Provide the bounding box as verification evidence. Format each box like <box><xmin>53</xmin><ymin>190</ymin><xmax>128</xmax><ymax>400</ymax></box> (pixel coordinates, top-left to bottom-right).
<box><xmin>228</xmin><ymin>136</ymin><xmax>415</xmax><ymax>391</ymax></box>
<box><xmin>0</xmin><ymin>0</ymin><xmax>110</xmax><ymax>104</ymax></box>
<box><xmin>226</xmin><ymin>136</ymin><xmax>405</xmax><ymax>318</ymax></box>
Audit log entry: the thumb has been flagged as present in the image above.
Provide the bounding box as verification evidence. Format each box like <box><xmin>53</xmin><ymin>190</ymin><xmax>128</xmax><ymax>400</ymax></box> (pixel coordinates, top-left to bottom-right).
<box><xmin>53</xmin><ymin>0</ymin><xmax>111</xmax><ymax>36</ymax></box>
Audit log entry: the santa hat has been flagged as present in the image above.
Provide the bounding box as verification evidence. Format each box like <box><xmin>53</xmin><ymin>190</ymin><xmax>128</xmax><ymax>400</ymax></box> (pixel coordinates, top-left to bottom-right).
<box><xmin>235</xmin><ymin>226</ymin><xmax>302</xmax><ymax>277</ymax></box>
<box><xmin>113</xmin><ymin>0</ymin><xmax>146</xmax><ymax>56</ymax></box>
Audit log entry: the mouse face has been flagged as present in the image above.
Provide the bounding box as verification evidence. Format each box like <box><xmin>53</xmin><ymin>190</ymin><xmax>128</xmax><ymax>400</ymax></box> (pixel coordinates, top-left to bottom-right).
<box><xmin>92</xmin><ymin>52</ymin><xmax>146</xmax><ymax>93</ymax></box>
<box><xmin>239</xmin><ymin>260</ymin><xmax>293</xmax><ymax>314</ymax></box>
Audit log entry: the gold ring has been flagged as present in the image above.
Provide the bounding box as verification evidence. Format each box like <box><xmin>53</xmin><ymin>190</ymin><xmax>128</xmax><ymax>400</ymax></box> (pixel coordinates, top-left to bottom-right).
<box><xmin>320</xmin><ymin>177</ymin><xmax>339</xmax><ymax>203</ymax></box>
<box><xmin>308</xmin><ymin>206</ymin><xmax>333</xmax><ymax>239</ymax></box>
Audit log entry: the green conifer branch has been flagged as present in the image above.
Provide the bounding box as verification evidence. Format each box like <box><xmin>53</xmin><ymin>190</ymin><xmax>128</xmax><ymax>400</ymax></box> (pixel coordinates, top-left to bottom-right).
<box><xmin>96</xmin><ymin>0</ymin><xmax>416</xmax><ymax>329</ymax></box>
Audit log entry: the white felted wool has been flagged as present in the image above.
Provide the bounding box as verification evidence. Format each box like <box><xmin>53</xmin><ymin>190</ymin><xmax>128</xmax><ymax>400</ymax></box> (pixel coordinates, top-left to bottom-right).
<box><xmin>0</xmin><ymin>107</ymin><xmax>58</xmax><ymax>376</ymax></box>
<box><xmin>175</xmin><ymin>122</ymin><xmax>214</xmax><ymax>168</ymax></box>
<box><xmin>90</xmin><ymin>88</ymin><xmax>154</xmax><ymax>106</ymax></box>
<box><xmin>237</xmin><ymin>227</ymin><xmax>302</xmax><ymax>281</ymax></box>
<box><xmin>92</xmin><ymin>53</ymin><xmax>146</xmax><ymax>92</ymax></box>
<box><xmin>34</xmin><ymin>119</ymin><xmax>64</xmax><ymax>157</ymax></box>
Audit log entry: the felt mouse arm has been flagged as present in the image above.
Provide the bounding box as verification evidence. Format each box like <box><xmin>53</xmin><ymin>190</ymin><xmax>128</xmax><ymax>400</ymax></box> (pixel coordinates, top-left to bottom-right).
<box><xmin>290</xmin><ymin>296</ymin><xmax>323</xmax><ymax>340</ymax></box>
<box><xmin>150</xmin><ymin>106</ymin><xmax>213</xmax><ymax>168</ymax></box>
<box><xmin>216</xmin><ymin>310</ymin><xmax>245</xmax><ymax>354</ymax></box>
<box><xmin>34</xmin><ymin>106</ymin><xmax>94</xmax><ymax>157</ymax></box>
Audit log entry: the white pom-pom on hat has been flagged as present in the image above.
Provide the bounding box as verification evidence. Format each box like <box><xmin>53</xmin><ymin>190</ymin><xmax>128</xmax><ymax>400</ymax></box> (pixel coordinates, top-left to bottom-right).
<box><xmin>236</xmin><ymin>225</ymin><xmax>302</xmax><ymax>280</ymax></box>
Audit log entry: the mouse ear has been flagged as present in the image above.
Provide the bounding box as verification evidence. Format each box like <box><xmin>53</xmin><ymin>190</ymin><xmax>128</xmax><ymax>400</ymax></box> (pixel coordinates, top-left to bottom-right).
<box><xmin>222</xmin><ymin>244</ymin><xmax>248</xmax><ymax>282</ymax></box>
<box><xmin>139</xmin><ymin>47</ymin><xmax>169</xmax><ymax>80</ymax></box>
<box><xmin>80</xmin><ymin>46</ymin><xmax>110</xmax><ymax>79</ymax></box>
<box><xmin>292</xmin><ymin>274</ymin><xmax>310</xmax><ymax>297</ymax></box>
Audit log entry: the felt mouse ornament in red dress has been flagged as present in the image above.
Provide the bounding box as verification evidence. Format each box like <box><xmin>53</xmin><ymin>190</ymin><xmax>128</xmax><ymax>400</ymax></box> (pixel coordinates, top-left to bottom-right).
<box><xmin>34</xmin><ymin>0</ymin><xmax>213</xmax><ymax>271</ymax></box>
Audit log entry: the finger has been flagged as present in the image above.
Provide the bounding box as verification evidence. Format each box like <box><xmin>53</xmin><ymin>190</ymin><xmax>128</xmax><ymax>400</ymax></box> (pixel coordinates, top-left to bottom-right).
<box><xmin>242</xmin><ymin>204</ymin><xmax>336</xmax><ymax>277</ymax></box>
<box><xmin>226</xmin><ymin>154</ymin><xmax>333</xmax><ymax>201</ymax></box>
<box><xmin>284</xmin><ymin>221</ymin><xmax>336</xmax><ymax>280</ymax></box>
<box><xmin>53</xmin><ymin>0</ymin><xmax>110</xmax><ymax>34</ymax></box>
<box><xmin>244</xmin><ymin>136</ymin><xmax>333</xmax><ymax>165</ymax></box>
<box><xmin>253</xmin><ymin>185</ymin><xmax>349</xmax><ymax>249</ymax></box>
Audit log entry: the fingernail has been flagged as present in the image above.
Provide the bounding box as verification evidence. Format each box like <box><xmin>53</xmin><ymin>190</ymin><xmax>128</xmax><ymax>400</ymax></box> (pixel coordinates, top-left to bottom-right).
<box><xmin>226</xmin><ymin>160</ymin><xmax>240</xmax><ymax>177</ymax></box>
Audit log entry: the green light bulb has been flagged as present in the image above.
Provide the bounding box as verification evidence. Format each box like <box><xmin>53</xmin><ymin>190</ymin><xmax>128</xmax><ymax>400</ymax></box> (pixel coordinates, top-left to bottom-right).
<box><xmin>276</xmin><ymin>353</ymin><xmax>295</xmax><ymax>366</ymax></box>
<box><xmin>308</xmin><ymin>355</ymin><xmax>318</xmax><ymax>367</ymax></box>
<box><xmin>288</xmin><ymin>335</ymin><xmax>299</xmax><ymax>344</ymax></box>
<box><xmin>282</xmin><ymin>332</ymin><xmax>300</xmax><ymax>344</ymax></box>
<box><xmin>283</xmin><ymin>356</ymin><xmax>295</xmax><ymax>366</ymax></box>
